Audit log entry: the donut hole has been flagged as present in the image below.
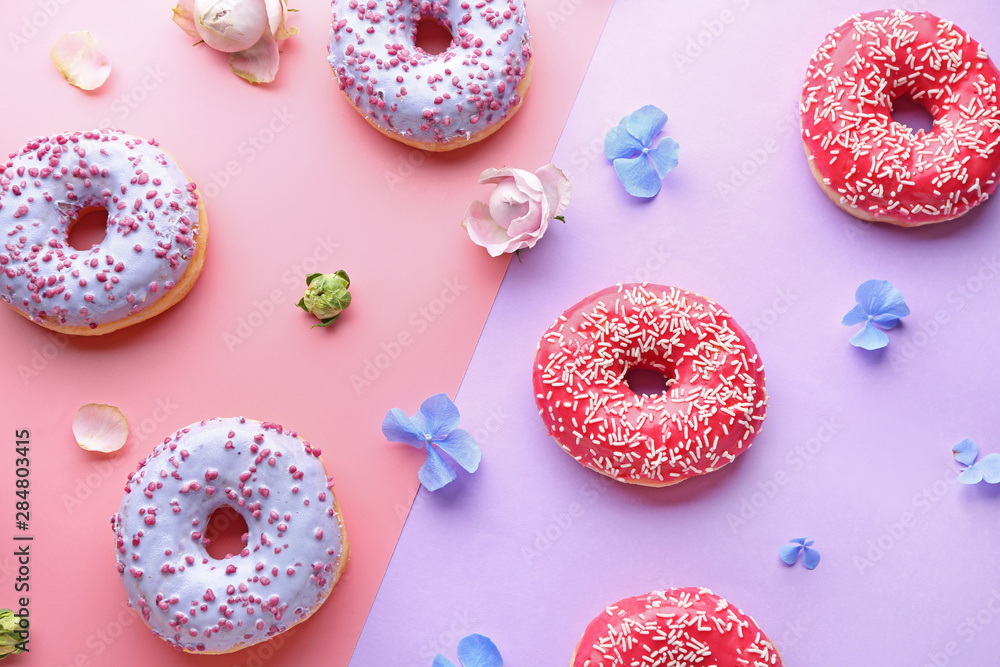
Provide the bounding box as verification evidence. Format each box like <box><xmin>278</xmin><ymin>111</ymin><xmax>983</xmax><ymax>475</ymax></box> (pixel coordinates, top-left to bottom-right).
<box><xmin>891</xmin><ymin>95</ymin><xmax>935</xmax><ymax>134</ymax></box>
<box><xmin>413</xmin><ymin>16</ymin><xmax>453</xmax><ymax>55</ymax></box>
<box><xmin>203</xmin><ymin>505</ymin><xmax>249</xmax><ymax>560</ymax></box>
<box><xmin>624</xmin><ymin>367</ymin><xmax>673</xmax><ymax>397</ymax></box>
<box><xmin>67</xmin><ymin>207</ymin><xmax>109</xmax><ymax>251</ymax></box>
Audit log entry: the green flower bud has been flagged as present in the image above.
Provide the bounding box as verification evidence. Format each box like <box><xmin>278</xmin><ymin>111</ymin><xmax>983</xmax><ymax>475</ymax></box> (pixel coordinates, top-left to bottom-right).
<box><xmin>0</xmin><ymin>609</ymin><xmax>26</xmax><ymax>657</ymax></box>
<box><xmin>296</xmin><ymin>270</ymin><xmax>352</xmax><ymax>328</ymax></box>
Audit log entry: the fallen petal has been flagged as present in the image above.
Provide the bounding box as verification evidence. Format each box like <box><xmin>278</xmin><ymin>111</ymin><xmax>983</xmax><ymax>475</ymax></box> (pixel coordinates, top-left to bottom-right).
<box><xmin>73</xmin><ymin>403</ymin><xmax>128</xmax><ymax>453</ymax></box>
<box><xmin>229</xmin><ymin>29</ymin><xmax>279</xmax><ymax>83</ymax></box>
<box><xmin>51</xmin><ymin>31</ymin><xmax>111</xmax><ymax>91</ymax></box>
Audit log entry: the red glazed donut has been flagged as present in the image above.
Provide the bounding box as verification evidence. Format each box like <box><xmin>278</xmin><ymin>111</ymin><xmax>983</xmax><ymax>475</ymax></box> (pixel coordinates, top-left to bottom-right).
<box><xmin>801</xmin><ymin>10</ymin><xmax>1000</xmax><ymax>226</ymax></box>
<box><xmin>532</xmin><ymin>284</ymin><xmax>767</xmax><ymax>487</ymax></box>
<box><xmin>571</xmin><ymin>588</ymin><xmax>784</xmax><ymax>667</ymax></box>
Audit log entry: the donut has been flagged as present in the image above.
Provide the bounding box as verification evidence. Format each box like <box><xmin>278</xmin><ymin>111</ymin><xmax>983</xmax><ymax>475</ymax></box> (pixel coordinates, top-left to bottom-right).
<box><xmin>571</xmin><ymin>588</ymin><xmax>783</xmax><ymax>666</ymax></box>
<box><xmin>801</xmin><ymin>10</ymin><xmax>1000</xmax><ymax>226</ymax></box>
<box><xmin>328</xmin><ymin>0</ymin><xmax>532</xmax><ymax>151</ymax></box>
<box><xmin>0</xmin><ymin>129</ymin><xmax>206</xmax><ymax>335</ymax></box>
<box><xmin>110</xmin><ymin>417</ymin><xmax>349</xmax><ymax>654</ymax></box>
<box><xmin>532</xmin><ymin>284</ymin><xmax>767</xmax><ymax>487</ymax></box>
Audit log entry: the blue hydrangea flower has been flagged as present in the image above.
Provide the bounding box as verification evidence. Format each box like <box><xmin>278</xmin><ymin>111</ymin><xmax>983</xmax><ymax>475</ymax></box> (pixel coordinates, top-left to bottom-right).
<box><xmin>382</xmin><ymin>394</ymin><xmax>481</xmax><ymax>492</ymax></box>
<box><xmin>780</xmin><ymin>537</ymin><xmax>821</xmax><ymax>570</ymax></box>
<box><xmin>604</xmin><ymin>105</ymin><xmax>679</xmax><ymax>198</ymax></box>
<box><xmin>842</xmin><ymin>279</ymin><xmax>910</xmax><ymax>350</ymax></box>
<box><xmin>432</xmin><ymin>634</ymin><xmax>503</xmax><ymax>667</ymax></box>
<box><xmin>953</xmin><ymin>439</ymin><xmax>1000</xmax><ymax>484</ymax></box>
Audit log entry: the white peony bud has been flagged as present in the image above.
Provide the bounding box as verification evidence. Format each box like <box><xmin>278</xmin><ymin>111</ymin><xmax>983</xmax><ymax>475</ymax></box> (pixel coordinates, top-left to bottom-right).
<box><xmin>193</xmin><ymin>0</ymin><xmax>268</xmax><ymax>53</ymax></box>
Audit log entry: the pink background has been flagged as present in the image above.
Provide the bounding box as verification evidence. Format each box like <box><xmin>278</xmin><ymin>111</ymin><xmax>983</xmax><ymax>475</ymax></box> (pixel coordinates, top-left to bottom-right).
<box><xmin>353</xmin><ymin>1</ymin><xmax>1000</xmax><ymax>666</ymax></box>
<box><xmin>0</xmin><ymin>0</ymin><xmax>611</xmax><ymax>665</ymax></box>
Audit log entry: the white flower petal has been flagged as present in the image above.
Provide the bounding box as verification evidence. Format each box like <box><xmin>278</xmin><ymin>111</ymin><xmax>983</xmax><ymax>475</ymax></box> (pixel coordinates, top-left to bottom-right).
<box><xmin>73</xmin><ymin>403</ymin><xmax>129</xmax><ymax>453</ymax></box>
<box><xmin>50</xmin><ymin>32</ymin><xmax>111</xmax><ymax>91</ymax></box>
<box><xmin>264</xmin><ymin>0</ymin><xmax>299</xmax><ymax>42</ymax></box>
<box><xmin>488</xmin><ymin>180</ymin><xmax>531</xmax><ymax>230</ymax></box>
<box><xmin>462</xmin><ymin>200</ymin><xmax>512</xmax><ymax>257</ymax></box>
<box><xmin>479</xmin><ymin>167</ymin><xmax>544</xmax><ymax>198</ymax></box>
<box><xmin>229</xmin><ymin>29</ymin><xmax>279</xmax><ymax>83</ymax></box>
<box><xmin>264</xmin><ymin>0</ymin><xmax>283</xmax><ymax>36</ymax></box>
<box><xmin>172</xmin><ymin>0</ymin><xmax>200</xmax><ymax>39</ymax></box>
<box><xmin>535</xmin><ymin>163</ymin><xmax>572</xmax><ymax>219</ymax></box>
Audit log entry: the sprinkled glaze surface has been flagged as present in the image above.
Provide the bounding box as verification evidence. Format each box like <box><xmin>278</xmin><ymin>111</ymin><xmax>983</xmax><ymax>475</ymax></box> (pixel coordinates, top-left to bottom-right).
<box><xmin>0</xmin><ymin>129</ymin><xmax>202</xmax><ymax>330</ymax></box>
<box><xmin>328</xmin><ymin>0</ymin><xmax>532</xmax><ymax>147</ymax></box>
<box><xmin>572</xmin><ymin>588</ymin><xmax>783</xmax><ymax>667</ymax></box>
<box><xmin>532</xmin><ymin>284</ymin><xmax>766</xmax><ymax>486</ymax></box>
<box><xmin>801</xmin><ymin>10</ymin><xmax>1000</xmax><ymax>226</ymax></box>
<box><xmin>111</xmin><ymin>418</ymin><xmax>347</xmax><ymax>654</ymax></box>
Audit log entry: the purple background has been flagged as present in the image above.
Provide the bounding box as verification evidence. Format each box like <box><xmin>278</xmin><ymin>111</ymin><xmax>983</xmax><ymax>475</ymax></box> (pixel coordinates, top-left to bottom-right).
<box><xmin>352</xmin><ymin>1</ymin><xmax>1000</xmax><ymax>665</ymax></box>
